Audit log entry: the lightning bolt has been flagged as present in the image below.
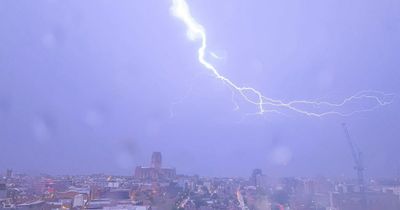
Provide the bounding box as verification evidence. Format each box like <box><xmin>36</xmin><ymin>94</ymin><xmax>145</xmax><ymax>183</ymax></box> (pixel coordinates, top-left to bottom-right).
<box><xmin>170</xmin><ymin>0</ymin><xmax>394</xmax><ymax>117</ymax></box>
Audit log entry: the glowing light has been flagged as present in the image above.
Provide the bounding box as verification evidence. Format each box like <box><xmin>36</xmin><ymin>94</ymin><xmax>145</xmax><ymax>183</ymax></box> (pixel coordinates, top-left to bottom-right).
<box><xmin>210</xmin><ymin>52</ymin><xmax>223</xmax><ymax>60</ymax></box>
<box><xmin>170</xmin><ymin>0</ymin><xmax>394</xmax><ymax>117</ymax></box>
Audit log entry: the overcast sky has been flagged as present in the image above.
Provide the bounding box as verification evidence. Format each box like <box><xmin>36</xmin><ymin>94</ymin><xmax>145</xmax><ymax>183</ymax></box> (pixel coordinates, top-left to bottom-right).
<box><xmin>0</xmin><ymin>0</ymin><xmax>399</xmax><ymax>178</ymax></box>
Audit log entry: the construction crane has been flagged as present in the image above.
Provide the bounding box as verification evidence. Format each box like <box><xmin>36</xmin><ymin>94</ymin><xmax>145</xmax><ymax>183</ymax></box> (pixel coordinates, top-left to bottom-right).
<box><xmin>342</xmin><ymin>123</ymin><xmax>367</xmax><ymax>208</ymax></box>
<box><xmin>341</xmin><ymin>123</ymin><xmax>365</xmax><ymax>191</ymax></box>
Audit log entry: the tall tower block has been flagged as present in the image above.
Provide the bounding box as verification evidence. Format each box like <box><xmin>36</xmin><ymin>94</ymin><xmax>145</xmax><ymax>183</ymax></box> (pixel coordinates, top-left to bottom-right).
<box><xmin>151</xmin><ymin>152</ymin><xmax>162</xmax><ymax>169</ymax></box>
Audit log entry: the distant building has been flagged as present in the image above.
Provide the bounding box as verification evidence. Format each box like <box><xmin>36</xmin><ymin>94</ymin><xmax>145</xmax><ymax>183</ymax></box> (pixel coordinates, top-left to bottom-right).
<box><xmin>135</xmin><ymin>152</ymin><xmax>176</xmax><ymax>180</ymax></box>
<box><xmin>6</xmin><ymin>169</ymin><xmax>12</xmax><ymax>179</ymax></box>
<box><xmin>331</xmin><ymin>192</ymin><xmax>400</xmax><ymax>210</ymax></box>
<box><xmin>0</xmin><ymin>183</ymin><xmax>6</xmax><ymax>199</ymax></box>
<box><xmin>151</xmin><ymin>152</ymin><xmax>162</xmax><ymax>169</ymax></box>
<box><xmin>303</xmin><ymin>179</ymin><xmax>315</xmax><ymax>195</ymax></box>
<box><xmin>73</xmin><ymin>194</ymin><xmax>85</xmax><ymax>208</ymax></box>
<box><xmin>101</xmin><ymin>189</ymin><xmax>130</xmax><ymax>200</ymax></box>
<box><xmin>108</xmin><ymin>181</ymin><xmax>120</xmax><ymax>188</ymax></box>
<box><xmin>249</xmin><ymin>169</ymin><xmax>267</xmax><ymax>188</ymax></box>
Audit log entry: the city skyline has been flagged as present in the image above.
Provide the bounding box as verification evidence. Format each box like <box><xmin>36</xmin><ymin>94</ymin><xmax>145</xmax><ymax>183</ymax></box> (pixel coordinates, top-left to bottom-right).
<box><xmin>1</xmin><ymin>152</ymin><xmax>400</xmax><ymax>210</ymax></box>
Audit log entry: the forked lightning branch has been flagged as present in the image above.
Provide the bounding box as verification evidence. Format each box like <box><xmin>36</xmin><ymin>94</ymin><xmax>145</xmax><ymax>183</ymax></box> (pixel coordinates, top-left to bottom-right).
<box><xmin>170</xmin><ymin>0</ymin><xmax>393</xmax><ymax>117</ymax></box>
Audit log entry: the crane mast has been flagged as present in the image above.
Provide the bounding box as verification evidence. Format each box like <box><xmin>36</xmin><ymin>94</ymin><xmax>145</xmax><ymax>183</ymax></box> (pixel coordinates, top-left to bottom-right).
<box><xmin>341</xmin><ymin>123</ymin><xmax>364</xmax><ymax>191</ymax></box>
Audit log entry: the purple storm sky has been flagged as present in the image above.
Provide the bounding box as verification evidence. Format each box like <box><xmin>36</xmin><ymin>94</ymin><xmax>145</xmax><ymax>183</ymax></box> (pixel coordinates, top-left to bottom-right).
<box><xmin>0</xmin><ymin>0</ymin><xmax>399</xmax><ymax>177</ymax></box>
